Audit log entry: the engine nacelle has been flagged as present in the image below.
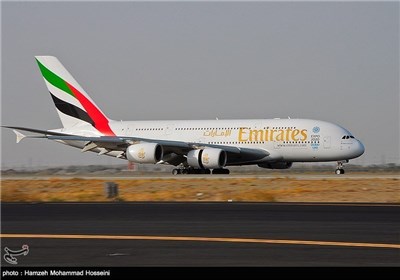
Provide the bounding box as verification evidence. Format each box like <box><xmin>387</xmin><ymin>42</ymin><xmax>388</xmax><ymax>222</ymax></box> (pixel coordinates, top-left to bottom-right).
<box><xmin>126</xmin><ymin>143</ymin><xmax>163</xmax><ymax>164</ymax></box>
<box><xmin>187</xmin><ymin>148</ymin><xmax>227</xmax><ymax>169</ymax></box>
<box><xmin>258</xmin><ymin>162</ymin><xmax>293</xmax><ymax>169</ymax></box>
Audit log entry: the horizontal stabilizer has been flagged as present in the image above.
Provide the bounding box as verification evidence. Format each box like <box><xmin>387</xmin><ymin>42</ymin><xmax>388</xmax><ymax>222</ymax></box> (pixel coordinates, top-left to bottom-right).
<box><xmin>3</xmin><ymin>126</ymin><xmax>69</xmax><ymax>136</ymax></box>
<box><xmin>12</xmin><ymin>129</ymin><xmax>46</xmax><ymax>143</ymax></box>
<box><xmin>13</xmin><ymin>130</ymin><xmax>26</xmax><ymax>143</ymax></box>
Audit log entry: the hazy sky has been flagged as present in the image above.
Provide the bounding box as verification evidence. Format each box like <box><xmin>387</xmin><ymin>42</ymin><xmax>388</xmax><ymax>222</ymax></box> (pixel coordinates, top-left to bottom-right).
<box><xmin>1</xmin><ymin>1</ymin><xmax>399</xmax><ymax>168</ymax></box>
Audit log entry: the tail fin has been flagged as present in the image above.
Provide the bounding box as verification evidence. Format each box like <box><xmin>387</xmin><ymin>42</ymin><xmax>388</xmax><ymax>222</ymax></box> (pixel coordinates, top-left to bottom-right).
<box><xmin>35</xmin><ymin>56</ymin><xmax>115</xmax><ymax>136</ymax></box>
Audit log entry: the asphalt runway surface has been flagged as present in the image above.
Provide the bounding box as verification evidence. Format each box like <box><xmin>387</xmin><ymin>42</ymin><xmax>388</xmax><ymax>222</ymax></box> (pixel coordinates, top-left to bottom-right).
<box><xmin>1</xmin><ymin>202</ymin><xmax>399</xmax><ymax>266</ymax></box>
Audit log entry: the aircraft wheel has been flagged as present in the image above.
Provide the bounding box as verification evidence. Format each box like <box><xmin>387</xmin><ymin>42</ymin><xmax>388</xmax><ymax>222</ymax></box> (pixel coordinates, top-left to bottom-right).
<box><xmin>172</xmin><ymin>169</ymin><xmax>179</xmax><ymax>175</ymax></box>
<box><xmin>335</xmin><ymin>169</ymin><xmax>345</xmax><ymax>175</ymax></box>
<box><xmin>212</xmin><ymin>169</ymin><xmax>230</xmax><ymax>175</ymax></box>
<box><xmin>222</xmin><ymin>169</ymin><xmax>230</xmax><ymax>175</ymax></box>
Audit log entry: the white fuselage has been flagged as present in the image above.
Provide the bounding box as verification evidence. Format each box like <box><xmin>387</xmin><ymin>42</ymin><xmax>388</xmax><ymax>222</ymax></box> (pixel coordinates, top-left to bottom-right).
<box><xmin>61</xmin><ymin>118</ymin><xmax>365</xmax><ymax>165</ymax></box>
<box><xmin>16</xmin><ymin>56</ymin><xmax>364</xmax><ymax>173</ymax></box>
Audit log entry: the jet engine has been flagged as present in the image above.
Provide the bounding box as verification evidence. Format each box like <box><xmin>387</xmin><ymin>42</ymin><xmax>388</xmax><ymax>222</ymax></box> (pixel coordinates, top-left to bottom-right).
<box><xmin>258</xmin><ymin>162</ymin><xmax>293</xmax><ymax>169</ymax></box>
<box><xmin>126</xmin><ymin>143</ymin><xmax>163</xmax><ymax>164</ymax></box>
<box><xmin>187</xmin><ymin>148</ymin><xmax>227</xmax><ymax>169</ymax></box>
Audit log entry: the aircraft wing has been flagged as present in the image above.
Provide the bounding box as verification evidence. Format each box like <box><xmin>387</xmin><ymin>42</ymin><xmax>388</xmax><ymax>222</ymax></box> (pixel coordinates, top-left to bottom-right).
<box><xmin>4</xmin><ymin>126</ymin><xmax>270</xmax><ymax>165</ymax></box>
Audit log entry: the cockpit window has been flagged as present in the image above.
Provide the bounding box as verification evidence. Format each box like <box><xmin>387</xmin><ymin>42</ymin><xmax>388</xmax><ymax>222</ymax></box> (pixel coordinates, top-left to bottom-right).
<box><xmin>342</xmin><ymin>135</ymin><xmax>354</xmax><ymax>139</ymax></box>
<box><xmin>350</xmin><ymin>136</ymin><xmax>354</xmax><ymax>139</ymax></box>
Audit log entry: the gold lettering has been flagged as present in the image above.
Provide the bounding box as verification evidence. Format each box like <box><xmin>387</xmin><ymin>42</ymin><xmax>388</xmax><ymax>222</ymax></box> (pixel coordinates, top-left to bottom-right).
<box><xmin>285</xmin><ymin>128</ymin><xmax>292</xmax><ymax>141</ymax></box>
<box><xmin>300</xmin><ymin>129</ymin><xmax>307</xmax><ymax>141</ymax></box>
<box><xmin>291</xmin><ymin>129</ymin><xmax>300</xmax><ymax>141</ymax></box>
<box><xmin>203</xmin><ymin>128</ymin><xmax>233</xmax><ymax>138</ymax></box>
<box><xmin>239</xmin><ymin>128</ymin><xmax>248</xmax><ymax>142</ymax></box>
<box><xmin>236</xmin><ymin>127</ymin><xmax>307</xmax><ymax>143</ymax></box>
<box><xmin>270</xmin><ymin>129</ymin><xmax>276</xmax><ymax>141</ymax></box>
<box><xmin>264</xmin><ymin>130</ymin><xmax>270</xmax><ymax>141</ymax></box>
<box><xmin>249</xmin><ymin>129</ymin><xmax>264</xmax><ymax>142</ymax></box>
<box><xmin>276</xmin><ymin>129</ymin><xmax>285</xmax><ymax>141</ymax></box>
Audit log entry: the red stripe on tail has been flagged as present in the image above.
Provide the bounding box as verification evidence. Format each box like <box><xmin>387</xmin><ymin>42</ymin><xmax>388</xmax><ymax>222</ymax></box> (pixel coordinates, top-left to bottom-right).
<box><xmin>66</xmin><ymin>82</ymin><xmax>116</xmax><ymax>136</ymax></box>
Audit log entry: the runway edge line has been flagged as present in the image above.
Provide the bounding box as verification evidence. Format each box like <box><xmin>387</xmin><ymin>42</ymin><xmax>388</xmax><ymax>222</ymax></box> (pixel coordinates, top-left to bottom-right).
<box><xmin>1</xmin><ymin>234</ymin><xmax>399</xmax><ymax>249</ymax></box>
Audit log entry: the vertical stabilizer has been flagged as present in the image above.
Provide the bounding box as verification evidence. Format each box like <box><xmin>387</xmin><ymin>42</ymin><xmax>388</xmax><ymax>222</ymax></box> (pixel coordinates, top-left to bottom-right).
<box><xmin>35</xmin><ymin>56</ymin><xmax>115</xmax><ymax>136</ymax></box>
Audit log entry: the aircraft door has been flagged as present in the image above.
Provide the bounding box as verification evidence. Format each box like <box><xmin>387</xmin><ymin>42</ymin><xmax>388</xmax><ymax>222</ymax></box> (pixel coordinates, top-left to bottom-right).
<box><xmin>323</xmin><ymin>136</ymin><xmax>331</xmax><ymax>148</ymax></box>
<box><xmin>125</xmin><ymin>127</ymin><xmax>131</xmax><ymax>137</ymax></box>
<box><xmin>164</xmin><ymin>124</ymin><xmax>175</xmax><ymax>136</ymax></box>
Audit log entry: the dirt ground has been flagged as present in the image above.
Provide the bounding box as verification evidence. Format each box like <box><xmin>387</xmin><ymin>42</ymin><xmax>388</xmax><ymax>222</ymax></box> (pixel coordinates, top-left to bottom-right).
<box><xmin>1</xmin><ymin>177</ymin><xmax>399</xmax><ymax>203</ymax></box>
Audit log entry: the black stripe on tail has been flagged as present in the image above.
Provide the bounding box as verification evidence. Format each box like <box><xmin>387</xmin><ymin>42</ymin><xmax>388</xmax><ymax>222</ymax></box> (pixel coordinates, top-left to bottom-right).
<box><xmin>49</xmin><ymin>92</ymin><xmax>94</xmax><ymax>126</ymax></box>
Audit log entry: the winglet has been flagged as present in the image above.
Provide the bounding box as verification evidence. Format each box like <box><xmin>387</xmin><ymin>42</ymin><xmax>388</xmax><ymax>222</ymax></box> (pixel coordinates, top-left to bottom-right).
<box><xmin>13</xmin><ymin>130</ymin><xmax>26</xmax><ymax>143</ymax></box>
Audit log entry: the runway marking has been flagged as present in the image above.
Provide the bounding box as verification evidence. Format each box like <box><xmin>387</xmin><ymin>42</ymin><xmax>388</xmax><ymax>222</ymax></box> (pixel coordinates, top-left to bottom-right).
<box><xmin>1</xmin><ymin>234</ymin><xmax>399</xmax><ymax>249</ymax></box>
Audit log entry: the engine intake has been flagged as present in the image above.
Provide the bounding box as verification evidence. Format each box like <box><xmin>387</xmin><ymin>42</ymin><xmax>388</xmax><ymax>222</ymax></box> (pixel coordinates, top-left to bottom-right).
<box><xmin>258</xmin><ymin>162</ymin><xmax>293</xmax><ymax>169</ymax></box>
<box><xmin>126</xmin><ymin>143</ymin><xmax>163</xmax><ymax>164</ymax></box>
<box><xmin>187</xmin><ymin>148</ymin><xmax>227</xmax><ymax>169</ymax></box>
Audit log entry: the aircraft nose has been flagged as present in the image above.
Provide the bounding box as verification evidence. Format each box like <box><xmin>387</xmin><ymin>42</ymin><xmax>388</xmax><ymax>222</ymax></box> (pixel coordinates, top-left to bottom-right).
<box><xmin>354</xmin><ymin>140</ymin><xmax>365</xmax><ymax>157</ymax></box>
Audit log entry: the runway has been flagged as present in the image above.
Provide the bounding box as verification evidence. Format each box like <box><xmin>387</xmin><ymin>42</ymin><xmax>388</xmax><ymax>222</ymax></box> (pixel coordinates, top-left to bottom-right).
<box><xmin>1</xmin><ymin>202</ymin><xmax>399</xmax><ymax>266</ymax></box>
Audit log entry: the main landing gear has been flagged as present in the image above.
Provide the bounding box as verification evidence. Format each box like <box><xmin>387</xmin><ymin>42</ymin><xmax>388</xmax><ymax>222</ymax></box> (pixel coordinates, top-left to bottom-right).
<box><xmin>172</xmin><ymin>168</ymin><xmax>230</xmax><ymax>175</ymax></box>
<box><xmin>172</xmin><ymin>168</ymin><xmax>210</xmax><ymax>175</ymax></box>
<box><xmin>212</xmin><ymin>169</ymin><xmax>230</xmax><ymax>175</ymax></box>
<box><xmin>335</xmin><ymin>161</ymin><xmax>347</xmax><ymax>175</ymax></box>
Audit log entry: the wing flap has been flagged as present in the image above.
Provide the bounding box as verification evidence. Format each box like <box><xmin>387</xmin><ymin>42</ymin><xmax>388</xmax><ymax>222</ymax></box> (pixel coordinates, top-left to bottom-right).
<box><xmin>81</xmin><ymin>142</ymin><xmax>98</xmax><ymax>152</ymax></box>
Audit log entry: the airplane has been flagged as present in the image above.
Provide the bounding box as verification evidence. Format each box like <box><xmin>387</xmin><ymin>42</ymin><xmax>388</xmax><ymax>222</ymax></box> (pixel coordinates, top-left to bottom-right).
<box><xmin>3</xmin><ymin>56</ymin><xmax>365</xmax><ymax>175</ymax></box>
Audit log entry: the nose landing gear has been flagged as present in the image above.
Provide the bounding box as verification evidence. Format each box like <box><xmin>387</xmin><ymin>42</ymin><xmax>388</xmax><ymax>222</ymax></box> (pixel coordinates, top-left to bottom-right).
<box><xmin>335</xmin><ymin>168</ymin><xmax>345</xmax><ymax>175</ymax></box>
<box><xmin>335</xmin><ymin>160</ymin><xmax>348</xmax><ymax>175</ymax></box>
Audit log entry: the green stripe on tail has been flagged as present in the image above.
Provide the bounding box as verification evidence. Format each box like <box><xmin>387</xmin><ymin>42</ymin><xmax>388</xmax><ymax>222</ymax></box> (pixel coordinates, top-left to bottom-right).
<box><xmin>36</xmin><ymin>58</ymin><xmax>75</xmax><ymax>98</ymax></box>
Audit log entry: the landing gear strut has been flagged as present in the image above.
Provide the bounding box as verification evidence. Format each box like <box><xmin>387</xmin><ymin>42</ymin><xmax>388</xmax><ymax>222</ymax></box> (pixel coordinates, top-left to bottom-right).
<box><xmin>335</xmin><ymin>161</ymin><xmax>346</xmax><ymax>175</ymax></box>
